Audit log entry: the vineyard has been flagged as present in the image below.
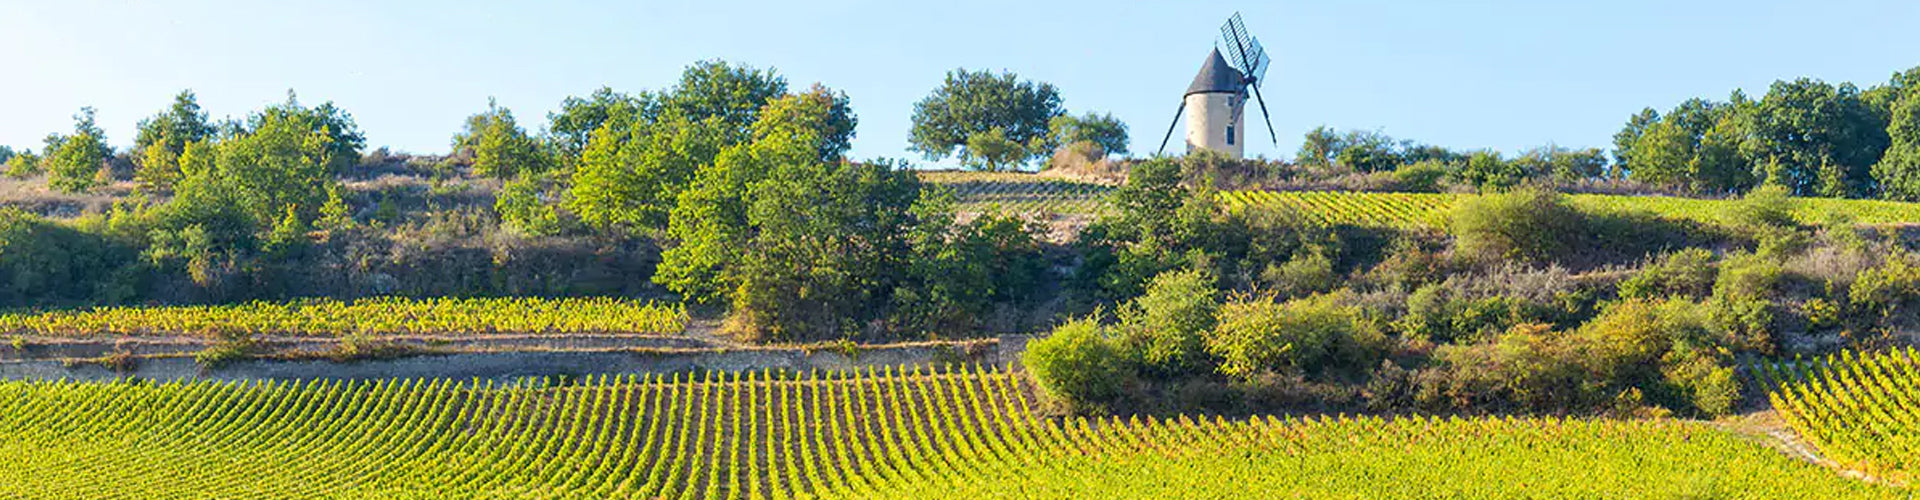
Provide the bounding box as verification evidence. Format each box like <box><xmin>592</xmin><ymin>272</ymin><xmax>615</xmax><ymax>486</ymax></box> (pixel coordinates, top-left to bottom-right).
<box><xmin>922</xmin><ymin>172</ymin><xmax>1920</xmax><ymax>228</ymax></box>
<box><xmin>920</xmin><ymin>171</ymin><xmax>1112</xmax><ymax>215</ymax></box>
<box><xmin>1223</xmin><ymin>191</ymin><xmax>1920</xmax><ymax>229</ymax></box>
<box><xmin>1761</xmin><ymin>348</ymin><xmax>1920</xmax><ymax>484</ymax></box>
<box><xmin>0</xmin><ymin>297</ymin><xmax>689</xmax><ymax>337</ymax></box>
<box><xmin>0</xmin><ymin>366</ymin><xmax>1900</xmax><ymax>499</ymax></box>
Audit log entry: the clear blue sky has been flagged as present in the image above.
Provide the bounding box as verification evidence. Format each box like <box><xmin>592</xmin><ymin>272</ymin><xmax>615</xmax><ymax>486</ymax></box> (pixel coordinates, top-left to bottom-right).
<box><xmin>1</xmin><ymin>0</ymin><xmax>1916</xmax><ymax>165</ymax></box>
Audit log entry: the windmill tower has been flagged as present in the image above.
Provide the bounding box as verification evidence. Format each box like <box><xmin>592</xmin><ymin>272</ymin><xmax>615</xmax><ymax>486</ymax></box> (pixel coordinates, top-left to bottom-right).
<box><xmin>1159</xmin><ymin>13</ymin><xmax>1277</xmax><ymax>159</ymax></box>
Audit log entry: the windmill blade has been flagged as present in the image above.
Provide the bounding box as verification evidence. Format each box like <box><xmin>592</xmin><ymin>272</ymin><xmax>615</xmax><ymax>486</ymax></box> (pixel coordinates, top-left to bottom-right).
<box><xmin>1246</xmin><ymin>38</ymin><xmax>1270</xmax><ymax>83</ymax></box>
<box><xmin>1156</xmin><ymin>101</ymin><xmax>1186</xmax><ymax>155</ymax></box>
<box><xmin>1219</xmin><ymin>13</ymin><xmax>1251</xmax><ymax>72</ymax></box>
<box><xmin>1213</xmin><ymin>13</ymin><xmax>1259</xmax><ymax>73</ymax></box>
<box><xmin>1249</xmin><ymin>83</ymin><xmax>1279</xmax><ymax>147</ymax></box>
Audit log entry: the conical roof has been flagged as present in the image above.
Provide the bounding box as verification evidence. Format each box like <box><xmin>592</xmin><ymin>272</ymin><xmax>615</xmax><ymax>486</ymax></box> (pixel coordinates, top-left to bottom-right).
<box><xmin>1186</xmin><ymin>48</ymin><xmax>1246</xmax><ymax>96</ymax></box>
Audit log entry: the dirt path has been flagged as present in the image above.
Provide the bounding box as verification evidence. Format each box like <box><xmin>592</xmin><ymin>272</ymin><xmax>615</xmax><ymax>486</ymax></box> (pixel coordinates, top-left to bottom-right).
<box><xmin>1712</xmin><ymin>410</ymin><xmax>1906</xmax><ymax>488</ymax></box>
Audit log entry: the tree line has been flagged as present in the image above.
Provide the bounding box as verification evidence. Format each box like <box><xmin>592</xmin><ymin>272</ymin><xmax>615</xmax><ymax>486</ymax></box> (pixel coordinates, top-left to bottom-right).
<box><xmin>1294</xmin><ymin>66</ymin><xmax>1920</xmax><ymax>199</ymax></box>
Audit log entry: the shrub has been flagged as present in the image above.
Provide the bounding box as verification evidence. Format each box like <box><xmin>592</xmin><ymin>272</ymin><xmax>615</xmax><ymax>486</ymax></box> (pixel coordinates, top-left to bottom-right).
<box><xmin>1727</xmin><ymin>184</ymin><xmax>1797</xmax><ymax>230</ymax></box>
<box><xmin>0</xmin><ymin>208</ymin><xmax>139</xmax><ymax>306</ymax></box>
<box><xmin>1450</xmin><ymin>188</ymin><xmax>1585</xmax><ymax>263</ymax></box>
<box><xmin>1849</xmin><ymin>253</ymin><xmax>1920</xmax><ymax>319</ymax></box>
<box><xmin>1115</xmin><ymin>269</ymin><xmax>1220</xmax><ymax>376</ymax></box>
<box><xmin>1708</xmin><ymin>252</ymin><xmax>1781</xmax><ymax>352</ymax></box>
<box><xmin>1395</xmin><ymin>264</ymin><xmax>1588</xmax><ymax>343</ymax></box>
<box><xmin>1428</xmin><ymin>298</ymin><xmax>1735</xmax><ymax>416</ymax></box>
<box><xmin>1205</xmin><ymin>294</ymin><xmax>1385</xmax><ymax>381</ymax></box>
<box><xmin>1618</xmin><ymin>248</ymin><xmax>1717</xmax><ymax>300</ymax></box>
<box><xmin>1391</xmin><ymin>159</ymin><xmax>1450</xmax><ymax>193</ymax></box>
<box><xmin>1260</xmin><ymin>249</ymin><xmax>1337</xmax><ymax>299</ymax></box>
<box><xmin>1024</xmin><ymin>318</ymin><xmax>1129</xmax><ymax>413</ymax></box>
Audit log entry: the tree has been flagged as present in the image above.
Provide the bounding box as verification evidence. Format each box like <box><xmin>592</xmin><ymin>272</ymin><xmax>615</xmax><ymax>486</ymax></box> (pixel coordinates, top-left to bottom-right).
<box><xmin>133</xmin><ymin>90</ymin><xmax>216</xmax><ymax>190</ymax></box>
<box><xmin>1747</xmin><ymin>79</ymin><xmax>1888</xmax><ymax>197</ymax></box>
<box><xmin>1612</xmin><ymin>108</ymin><xmax>1660</xmax><ymax>170</ymax></box>
<box><xmin>660</xmin><ymin>60</ymin><xmax>789</xmax><ymax>138</ymax></box>
<box><xmin>547</xmin><ymin>87</ymin><xmax>654</xmax><ymax>165</ymax></box>
<box><xmin>1874</xmin><ymin>93</ymin><xmax>1920</xmax><ymax>200</ymax></box>
<box><xmin>656</xmin><ymin>88</ymin><xmax>862</xmax><ymax>309</ymax></box>
<box><xmin>454</xmin><ymin>99</ymin><xmax>550</xmax><ymax>179</ymax></box>
<box><xmin>207</xmin><ymin>94</ymin><xmax>363</xmax><ymax>224</ymax></box>
<box><xmin>1048</xmin><ymin>112</ymin><xmax>1129</xmax><ymax>156</ymax></box>
<box><xmin>1296</xmin><ymin>126</ymin><xmax>1341</xmax><ymax>167</ymax></box>
<box><xmin>570</xmin><ymin>85</ymin><xmax>852</xmax><ymax>232</ymax></box>
<box><xmin>1512</xmin><ymin>145</ymin><xmax>1608</xmax><ymax>182</ymax></box>
<box><xmin>569</xmin><ymin>114</ymin><xmax>734</xmax><ymax>230</ymax></box>
<box><xmin>1333</xmin><ymin>130</ymin><xmax>1404</xmax><ymax>173</ymax></box>
<box><xmin>1627</xmin><ymin>121</ymin><xmax>1693</xmax><ymax>187</ymax></box>
<box><xmin>1451</xmin><ymin>150</ymin><xmax>1527</xmax><ymax>190</ymax></box>
<box><xmin>962</xmin><ymin>128</ymin><xmax>1029</xmax><ymax>172</ymax></box>
<box><xmin>0</xmin><ymin>146</ymin><xmax>12</xmax><ymax>165</ymax></box>
<box><xmin>44</xmin><ymin>108</ymin><xmax>112</xmax><ymax>193</ymax></box>
<box><xmin>909</xmin><ymin>69</ymin><xmax>1064</xmax><ymax>170</ymax></box>
<box><xmin>3</xmin><ymin>149</ymin><xmax>37</xmax><ymax>179</ymax></box>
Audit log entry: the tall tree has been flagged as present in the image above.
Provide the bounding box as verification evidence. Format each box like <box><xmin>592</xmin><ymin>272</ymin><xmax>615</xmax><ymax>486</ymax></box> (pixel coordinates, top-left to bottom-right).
<box><xmin>1612</xmin><ymin>108</ymin><xmax>1660</xmax><ymax>172</ymax></box>
<box><xmin>1873</xmin><ymin>93</ymin><xmax>1920</xmax><ymax>201</ymax></box>
<box><xmin>43</xmin><ymin>108</ymin><xmax>112</xmax><ymax>193</ymax></box>
<box><xmin>1747</xmin><ymin>79</ymin><xmax>1888</xmax><ymax>197</ymax></box>
<box><xmin>660</xmin><ymin>60</ymin><xmax>789</xmax><ymax>137</ymax></box>
<box><xmin>133</xmin><ymin>90</ymin><xmax>217</xmax><ymax>190</ymax></box>
<box><xmin>909</xmin><ymin>69</ymin><xmax>1064</xmax><ymax>170</ymax></box>
<box><xmin>547</xmin><ymin>87</ymin><xmax>654</xmax><ymax>165</ymax></box>
<box><xmin>453</xmin><ymin>99</ymin><xmax>550</xmax><ymax>179</ymax></box>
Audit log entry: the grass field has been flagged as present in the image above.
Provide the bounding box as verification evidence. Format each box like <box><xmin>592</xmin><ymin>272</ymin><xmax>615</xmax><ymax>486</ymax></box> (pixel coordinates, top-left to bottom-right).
<box><xmin>0</xmin><ymin>365</ymin><xmax>1903</xmax><ymax>499</ymax></box>
<box><xmin>0</xmin><ymin>297</ymin><xmax>689</xmax><ymax>337</ymax></box>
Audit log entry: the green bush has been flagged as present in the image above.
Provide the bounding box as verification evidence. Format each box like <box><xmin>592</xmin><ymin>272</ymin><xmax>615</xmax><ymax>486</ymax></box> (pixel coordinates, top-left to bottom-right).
<box><xmin>1708</xmin><ymin>252</ymin><xmax>1782</xmax><ymax>352</ymax></box>
<box><xmin>1618</xmin><ymin>248</ymin><xmax>1717</xmax><ymax>300</ymax></box>
<box><xmin>1428</xmin><ymin>298</ymin><xmax>1736</xmax><ymax>417</ymax></box>
<box><xmin>1450</xmin><ymin>188</ymin><xmax>1585</xmax><ymax>263</ymax></box>
<box><xmin>0</xmin><ymin>209</ymin><xmax>139</xmax><ymax>306</ymax></box>
<box><xmin>1848</xmin><ymin>254</ymin><xmax>1920</xmax><ymax>318</ymax></box>
<box><xmin>1024</xmin><ymin>318</ymin><xmax>1129</xmax><ymax>413</ymax></box>
<box><xmin>1259</xmin><ymin>249</ymin><xmax>1337</xmax><ymax>299</ymax></box>
<box><xmin>1115</xmin><ymin>269</ymin><xmax>1220</xmax><ymax>376</ymax></box>
<box><xmin>1204</xmin><ymin>294</ymin><xmax>1384</xmax><ymax>381</ymax></box>
<box><xmin>1391</xmin><ymin>159</ymin><xmax>1450</xmax><ymax>193</ymax></box>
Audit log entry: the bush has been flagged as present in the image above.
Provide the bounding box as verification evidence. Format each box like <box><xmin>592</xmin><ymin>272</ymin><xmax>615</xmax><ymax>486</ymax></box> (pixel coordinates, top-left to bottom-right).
<box><xmin>1115</xmin><ymin>268</ymin><xmax>1219</xmax><ymax>376</ymax></box>
<box><xmin>1618</xmin><ymin>248</ymin><xmax>1717</xmax><ymax>300</ymax></box>
<box><xmin>1205</xmin><ymin>293</ymin><xmax>1385</xmax><ymax>381</ymax></box>
<box><xmin>1708</xmin><ymin>252</ymin><xmax>1782</xmax><ymax>352</ymax></box>
<box><xmin>1848</xmin><ymin>254</ymin><xmax>1920</xmax><ymax>319</ymax></box>
<box><xmin>1727</xmin><ymin>184</ymin><xmax>1798</xmax><ymax>230</ymax></box>
<box><xmin>1395</xmin><ymin>264</ymin><xmax>1588</xmax><ymax>343</ymax></box>
<box><xmin>1391</xmin><ymin>159</ymin><xmax>1449</xmax><ymax>193</ymax></box>
<box><xmin>1259</xmin><ymin>249</ymin><xmax>1337</xmax><ymax>299</ymax></box>
<box><xmin>1451</xmin><ymin>188</ymin><xmax>1586</xmax><ymax>263</ymax></box>
<box><xmin>1428</xmin><ymin>298</ymin><xmax>1736</xmax><ymax>416</ymax></box>
<box><xmin>0</xmin><ymin>209</ymin><xmax>139</xmax><ymax>306</ymax></box>
<box><xmin>1024</xmin><ymin>318</ymin><xmax>1130</xmax><ymax>413</ymax></box>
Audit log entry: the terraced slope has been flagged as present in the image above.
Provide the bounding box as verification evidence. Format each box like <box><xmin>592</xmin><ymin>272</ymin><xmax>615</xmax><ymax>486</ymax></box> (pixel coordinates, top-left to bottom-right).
<box><xmin>0</xmin><ymin>366</ymin><xmax>1899</xmax><ymax>499</ymax></box>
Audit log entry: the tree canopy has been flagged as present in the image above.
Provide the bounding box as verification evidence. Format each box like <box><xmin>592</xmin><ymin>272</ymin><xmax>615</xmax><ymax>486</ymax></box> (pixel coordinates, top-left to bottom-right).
<box><xmin>908</xmin><ymin>69</ymin><xmax>1064</xmax><ymax>171</ymax></box>
<box><xmin>43</xmin><ymin>108</ymin><xmax>112</xmax><ymax>193</ymax></box>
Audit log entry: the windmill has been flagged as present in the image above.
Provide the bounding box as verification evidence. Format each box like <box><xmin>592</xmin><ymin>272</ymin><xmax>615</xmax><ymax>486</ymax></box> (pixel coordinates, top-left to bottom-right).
<box><xmin>1156</xmin><ymin>12</ymin><xmax>1278</xmax><ymax>159</ymax></box>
